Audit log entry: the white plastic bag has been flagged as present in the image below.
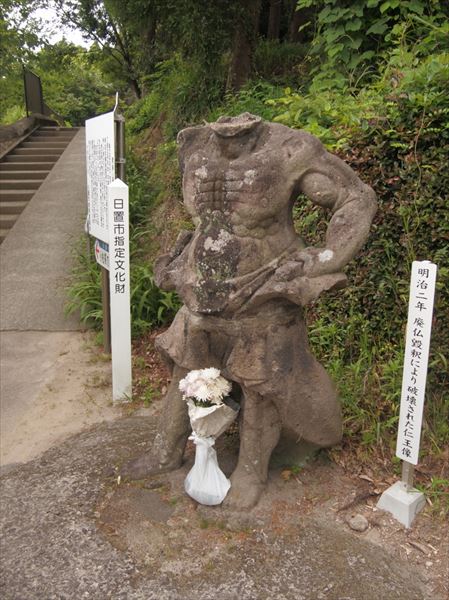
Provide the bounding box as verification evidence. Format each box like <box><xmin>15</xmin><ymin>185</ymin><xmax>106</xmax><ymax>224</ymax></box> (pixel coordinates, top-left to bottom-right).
<box><xmin>184</xmin><ymin>434</ymin><xmax>231</xmax><ymax>505</ymax></box>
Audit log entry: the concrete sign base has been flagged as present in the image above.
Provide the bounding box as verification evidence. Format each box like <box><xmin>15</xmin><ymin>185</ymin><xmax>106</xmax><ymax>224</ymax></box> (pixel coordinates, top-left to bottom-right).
<box><xmin>377</xmin><ymin>481</ymin><xmax>426</xmax><ymax>528</ymax></box>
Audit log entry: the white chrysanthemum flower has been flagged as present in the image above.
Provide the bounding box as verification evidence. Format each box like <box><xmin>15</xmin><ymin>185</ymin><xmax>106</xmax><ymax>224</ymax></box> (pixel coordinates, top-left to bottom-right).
<box><xmin>179</xmin><ymin>368</ymin><xmax>231</xmax><ymax>405</ymax></box>
<box><xmin>214</xmin><ymin>377</ymin><xmax>232</xmax><ymax>396</ymax></box>
<box><xmin>202</xmin><ymin>367</ymin><xmax>221</xmax><ymax>379</ymax></box>
<box><xmin>192</xmin><ymin>382</ymin><xmax>211</xmax><ymax>401</ymax></box>
<box><xmin>178</xmin><ymin>378</ymin><xmax>190</xmax><ymax>394</ymax></box>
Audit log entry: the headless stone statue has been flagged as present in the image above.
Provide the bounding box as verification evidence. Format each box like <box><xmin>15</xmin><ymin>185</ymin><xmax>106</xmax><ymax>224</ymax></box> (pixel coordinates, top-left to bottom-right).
<box><xmin>122</xmin><ymin>113</ymin><xmax>377</xmax><ymax>509</ymax></box>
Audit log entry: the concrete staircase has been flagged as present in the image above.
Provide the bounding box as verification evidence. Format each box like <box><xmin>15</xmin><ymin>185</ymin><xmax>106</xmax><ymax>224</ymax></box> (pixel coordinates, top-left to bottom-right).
<box><xmin>0</xmin><ymin>127</ymin><xmax>78</xmax><ymax>244</ymax></box>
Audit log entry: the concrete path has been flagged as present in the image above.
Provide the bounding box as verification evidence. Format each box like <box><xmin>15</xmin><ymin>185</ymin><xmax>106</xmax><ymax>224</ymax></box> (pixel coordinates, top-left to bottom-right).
<box><xmin>0</xmin><ymin>127</ymin><xmax>87</xmax><ymax>331</ymax></box>
<box><xmin>0</xmin><ymin>127</ymin><xmax>120</xmax><ymax>466</ymax></box>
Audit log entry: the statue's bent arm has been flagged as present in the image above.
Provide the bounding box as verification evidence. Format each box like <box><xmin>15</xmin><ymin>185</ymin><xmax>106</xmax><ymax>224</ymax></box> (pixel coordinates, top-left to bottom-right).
<box><xmin>290</xmin><ymin>144</ymin><xmax>377</xmax><ymax>279</ymax></box>
<box><xmin>153</xmin><ymin>230</ymin><xmax>193</xmax><ymax>291</ymax></box>
<box><xmin>250</xmin><ymin>135</ymin><xmax>377</xmax><ymax>308</ymax></box>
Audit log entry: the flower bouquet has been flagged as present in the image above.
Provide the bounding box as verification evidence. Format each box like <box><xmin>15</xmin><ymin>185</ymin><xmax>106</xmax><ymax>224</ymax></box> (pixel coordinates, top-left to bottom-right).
<box><xmin>179</xmin><ymin>368</ymin><xmax>239</xmax><ymax>505</ymax></box>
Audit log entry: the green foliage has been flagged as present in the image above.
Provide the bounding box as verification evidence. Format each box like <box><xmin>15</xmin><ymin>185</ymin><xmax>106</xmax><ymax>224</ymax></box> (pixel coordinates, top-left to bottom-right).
<box><xmin>268</xmin><ymin>85</ymin><xmax>383</xmax><ymax>149</ymax></box>
<box><xmin>0</xmin><ymin>104</ymin><xmax>25</xmax><ymax>126</ymax></box>
<box><xmin>416</xmin><ymin>477</ymin><xmax>449</xmax><ymax>516</ymax></box>
<box><xmin>129</xmin><ymin>263</ymin><xmax>180</xmax><ymax>336</ymax></box>
<box><xmin>66</xmin><ymin>155</ymin><xmax>181</xmax><ymax>337</ymax></box>
<box><xmin>66</xmin><ymin>239</ymin><xmax>103</xmax><ymax>327</ymax></box>
<box><xmin>127</xmin><ymin>55</ymin><xmax>225</xmax><ymax>136</ymax></box>
<box><xmin>0</xmin><ymin>34</ymin><xmax>116</xmax><ymax>125</ymax></box>
<box><xmin>31</xmin><ymin>41</ymin><xmax>114</xmax><ymax>125</ymax></box>
<box><xmin>296</xmin><ymin>0</ymin><xmax>449</xmax><ymax>84</ymax></box>
<box><xmin>0</xmin><ymin>1</ymin><xmax>48</xmax><ymax>121</ymax></box>
<box><xmin>269</xmin><ymin>21</ymin><xmax>449</xmax><ymax>458</ymax></box>
<box><xmin>253</xmin><ymin>40</ymin><xmax>307</xmax><ymax>83</ymax></box>
<box><xmin>208</xmin><ymin>81</ymin><xmax>283</xmax><ymax>124</ymax></box>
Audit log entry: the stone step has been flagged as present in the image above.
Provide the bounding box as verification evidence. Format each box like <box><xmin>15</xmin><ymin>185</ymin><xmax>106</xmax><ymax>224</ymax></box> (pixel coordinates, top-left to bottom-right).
<box><xmin>0</xmin><ymin>162</ymin><xmax>54</xmax><ymax>171</ymax></box>
<box><xmin>0</xmin><ymin>213</ymin><xmax>18</xmax><ymax>229</ymax></box>
<box><xmin>27</xmin><ymin>136</ymin><xmax>73</xmax><ymax>144</ymax></box>
<box><xmin>21</xmin><ymin>141</ymin><xmax>68</xmax><ymax>148</ymax></box>
<box><xmin>0</xmin><ymin>228</ymin><xmax>8</xmax><ymax>243</ymax></box>
<box><xmin>39</xmin><ymin>126</ymin><xmax>78</xmax><ymax>132</ymax></box>
<box><xmin>12</xmin><ymin>147</ymin><xmax>64</xmax><ymax>156</ymax></box>
<box><xmin>0</xmin><ymin>179</ymin><xmax>42</xmax><ymax>189</ymax></box>
<box><xmin>0</xmin><ymin>170</ymin><xmax>50</xmax><ymax>180</ymax></box>
<box><xmin>0</xmin><ymin>190</ymin><xmax>35</xmax><ymax>202</ymax></box>
<box><xmin>33</xmin><ymin>130</ymin><xmax>76</xmax><ymax>138</ymax></box>
<box><xmin>4</xmin><ymin>154</ymin><xmax>60</xmax><ymax>163</ymax></box>
<box><xmin>0</xmin><ymin>200</ymin><xmax>29</xmax><ymax>214</ymax></box>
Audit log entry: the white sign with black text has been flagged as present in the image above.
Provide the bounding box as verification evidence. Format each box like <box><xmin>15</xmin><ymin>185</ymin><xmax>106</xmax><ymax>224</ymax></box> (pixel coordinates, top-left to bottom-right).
<box><xmin>396</xmin><ymin>260</ymin><xmax>437</xmax><ymax>465</ymax></box>
<box><xmin>86</xmin><ymin>111</ymin><xmax>116</xmax><ymax>243</ymax></box>
<box><xmin>108</xmin><ymin>179</ymin><xmax>132</xmax><ymax>402</ymax></box>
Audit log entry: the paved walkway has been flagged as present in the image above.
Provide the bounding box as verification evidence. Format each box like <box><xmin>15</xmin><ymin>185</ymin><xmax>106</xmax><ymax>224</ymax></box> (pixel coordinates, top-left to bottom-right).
<box><xmin>0</xmin><ymin>128</ymin><xmax>87</xmax><ymax>331</ymax></box>
<box><xmin>0</xmin><ymin>128</ymin><xmax>119</xmax><ymax>466</ymax></box>
<box><xmin>0</xmin><ymin>416</ymin><xmax>438</xmax><ymax>600</ymax></box>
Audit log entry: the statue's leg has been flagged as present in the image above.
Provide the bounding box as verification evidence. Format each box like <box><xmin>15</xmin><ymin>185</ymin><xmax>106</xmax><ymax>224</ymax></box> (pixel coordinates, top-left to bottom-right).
<box><xmin>121</xmin><ymin>365</ymin><xmax>190</xmax><ymax>479</ymax></box>
<box><xmin>224</xmin><ymin>388</ymin><xmax>282</xmax><ymax>510</ymax></box>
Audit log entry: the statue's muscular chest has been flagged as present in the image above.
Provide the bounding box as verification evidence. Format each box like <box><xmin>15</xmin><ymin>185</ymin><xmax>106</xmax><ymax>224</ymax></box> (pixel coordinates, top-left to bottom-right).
<box><xmin>184</xmin><ymin>151</ymin><xmax>286</xmax><ymax>224</ymax></box>
<box><xmin>192</xmin><ymin>163</ymin><xmax>259</xmax><ymax>213</ymax></box>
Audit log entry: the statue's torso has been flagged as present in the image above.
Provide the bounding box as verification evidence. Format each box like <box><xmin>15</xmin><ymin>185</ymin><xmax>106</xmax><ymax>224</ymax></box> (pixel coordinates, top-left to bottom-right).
<box><xmin>176</xmin><ymin>127</ymin><xmax>312</xmax><ymax>314</ymax></box>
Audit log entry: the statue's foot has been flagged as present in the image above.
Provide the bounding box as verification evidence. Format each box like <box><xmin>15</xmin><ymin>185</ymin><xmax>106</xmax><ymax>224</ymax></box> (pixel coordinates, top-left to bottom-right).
<box><xmin>223</xmin><ymin>471</ymin><xmax>265</xmax><ymax>511</ymax></box>
<box><xmin>120</xmin><ymin>452</ymin><xmax>182</xmax><ymax>480</ymax></box>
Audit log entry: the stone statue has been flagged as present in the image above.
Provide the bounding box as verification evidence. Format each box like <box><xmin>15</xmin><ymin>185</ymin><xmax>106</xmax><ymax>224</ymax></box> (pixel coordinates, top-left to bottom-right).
<box><xmin>123</xmin><ymin>113</ymin><xmax>377</xmax><ymax>509</ymax></box>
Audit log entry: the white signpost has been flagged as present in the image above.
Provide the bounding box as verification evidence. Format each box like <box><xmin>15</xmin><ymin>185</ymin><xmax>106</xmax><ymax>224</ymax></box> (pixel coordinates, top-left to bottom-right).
<box><xmin>378</xmin><ymin>260</ymin><xmax>437</xmax><ymax>527</ymax></box>
<box><xmin>85</xmin><ymin>99</ymin><xmax>132</xmax><ymax>403</ymax></box>
<box><xmin>108</xmin><ymin>179</ymin><xmax>132</xmax><ymax>402</ymax></box>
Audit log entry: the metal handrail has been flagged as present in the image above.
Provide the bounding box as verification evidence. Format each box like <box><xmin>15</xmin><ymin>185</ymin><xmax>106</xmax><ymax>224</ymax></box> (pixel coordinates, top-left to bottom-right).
<box><xmin>22</xmin><ymin>67</ymin><xmax>65</xmax><ymax>125</ymax></box>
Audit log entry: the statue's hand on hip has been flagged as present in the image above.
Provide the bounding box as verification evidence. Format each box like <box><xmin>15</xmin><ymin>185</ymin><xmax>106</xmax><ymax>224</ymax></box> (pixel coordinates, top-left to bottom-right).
<box><xmin>276</xmin><ymin>247</ymin><xmax>341</xmax><ymax>280</ymax></box>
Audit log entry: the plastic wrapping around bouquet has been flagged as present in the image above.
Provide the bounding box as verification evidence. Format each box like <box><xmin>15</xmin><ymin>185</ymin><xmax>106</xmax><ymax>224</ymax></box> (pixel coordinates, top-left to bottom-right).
<box><xmin>184</xmin><ymin>435</ymin><xmax>231</xmax><ymax>505</ymax></box>
<box><xmin>187</xmin><ymin>398</ymin><xmax>239</xmax><ymax>439</ymax></box>
<box><xmin>185</xmin><ymin>398</ymin><xmax>240</xmax><ymax>505</ymax></box>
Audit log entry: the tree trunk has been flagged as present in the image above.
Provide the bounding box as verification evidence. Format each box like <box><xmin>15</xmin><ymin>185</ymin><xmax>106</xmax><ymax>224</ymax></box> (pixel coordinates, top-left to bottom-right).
<box><xmin>226</xmin><ymin>0</ymin><xmax>262</xmax><ymax>93</ymax></box>
<box><xmin>289</xmin><ymin>6</ymin><xmax>312</xmax><ymax>43</ymax></box>
<box><xmin>267</xmin><ymin>0</ymin><xmax>282</xmax><ymax>40</ymax></box>
<box><xmin>129</xmin><ymin>77</ymin><xmax>142</xmax><ymax>100</ymax></box>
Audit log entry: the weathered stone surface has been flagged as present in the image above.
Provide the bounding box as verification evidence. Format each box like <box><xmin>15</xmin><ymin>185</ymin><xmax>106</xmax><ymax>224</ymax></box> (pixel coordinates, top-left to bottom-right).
<box><xmin>0</xmin><ymin>418</ymin><xmax>436</xmax><ymax>600</ymax></box>
<box><xmin>124</xmin><ymin>113</ymin><xmax>377</xmax><ymax>508</ymax></box>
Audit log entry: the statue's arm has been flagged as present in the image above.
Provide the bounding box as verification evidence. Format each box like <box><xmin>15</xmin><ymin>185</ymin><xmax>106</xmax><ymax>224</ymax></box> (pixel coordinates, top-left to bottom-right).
<box><xmin>249</xmin><ymin>136</ymin><xmax>376</xmax><ymax>308</ymax></box>
<box><xmin>154</xmin><ymin>230</ymin><xmax>193</xmax><ymax>291</ymax></box>
<box><xmin>154</xmin><ymin>124</ymin><xmax>210</xmax><ymax>290</ymax></box>
<box><xmin>291</xmin><ymin>144</ymin><xmax>377</xmax><ymax>277</ymax></box>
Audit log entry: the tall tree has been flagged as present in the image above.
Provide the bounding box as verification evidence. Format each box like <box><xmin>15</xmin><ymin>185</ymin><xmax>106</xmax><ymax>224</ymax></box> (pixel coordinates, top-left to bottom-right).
<box><xmin>267</xmin><ymin>0</ymin><xmax>282</xmax><ymax>40</ymax></box>
<box><xmin>55</xmin><ymin>0</ymin><xmax>149</xmax><ymax>98</ymax></box>
<box><xmin>226</xmin><ymin>0</ymin><xmax>262</xmax><ymax>92</ymax></box>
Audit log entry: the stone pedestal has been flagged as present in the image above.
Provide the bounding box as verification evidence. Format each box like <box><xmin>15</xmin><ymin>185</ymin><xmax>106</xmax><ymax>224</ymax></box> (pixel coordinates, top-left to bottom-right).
<box><xmin>377</xmin><ymin>481</ymin><xmax>426</xmax><ymax>528</ymax></box>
